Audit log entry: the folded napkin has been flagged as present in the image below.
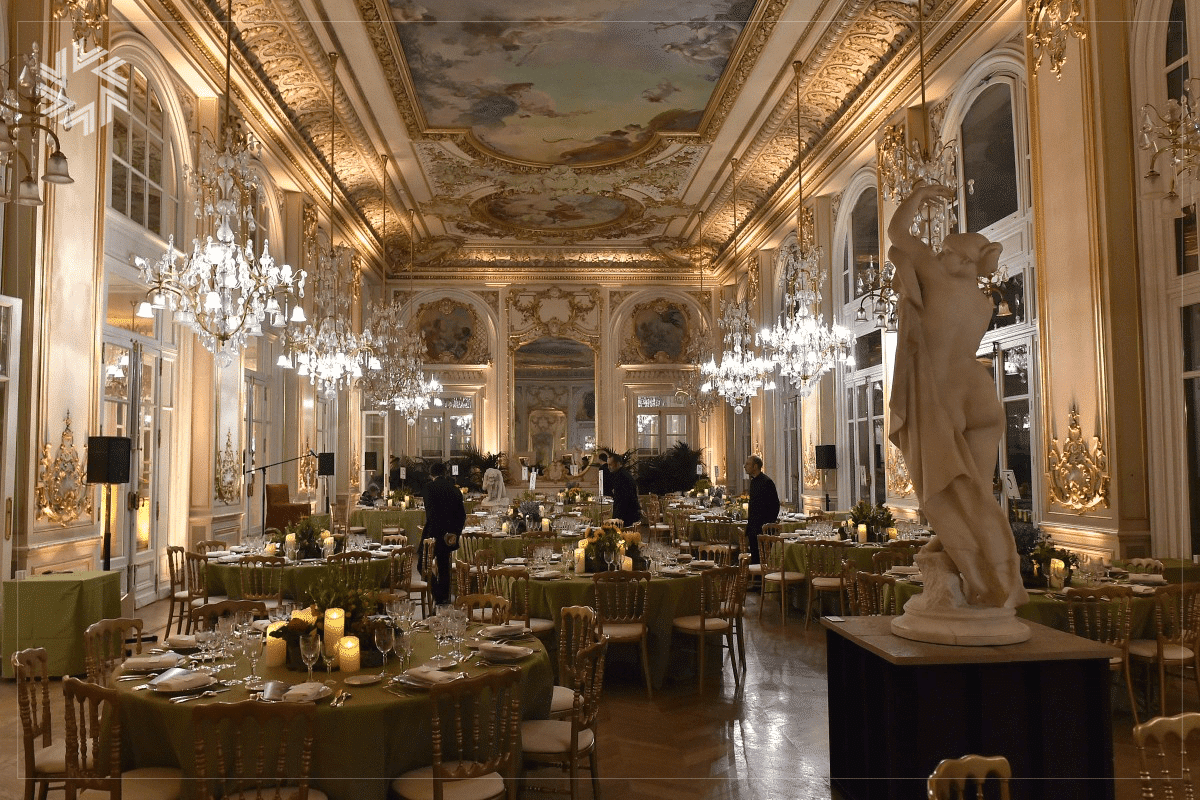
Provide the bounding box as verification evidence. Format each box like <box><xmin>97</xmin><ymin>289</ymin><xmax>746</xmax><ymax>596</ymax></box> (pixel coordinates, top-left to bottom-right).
<box><xmin>216</xmin><ymin>555</ymin><xmax>242</xmax><ymax>564</ymax></box>
<box><xmin>154</xmin><ymin>670</ymin><xmax>210</xmax><ymax>692</ymax></box>
<box><xmin>477</xmin><ymin>643</ymin><xmax>531</xmax><ymax>660</ymax></box>
<box><xmin>1130</xmin><ymin>573</ymin><xmax>1168</xmax><ymax>585</ymax></box>
<box><xmin>503</xmin><ymin>557</ymin><xmax>527</xmax><ymax>565</ymax></box>
<box><xmin>204</xmin><ymin>550</ymin><xmax>231</xmax><ymax>558</ymax></box>
<box><xmin>481</xmin><ymin>622</ymin><xmax>527</xmax><ymax>638</ymax></box>
<box><xmin>166</xmin><ymin>634</ymin><xmax>197</xmax><ymax>649</ymax></box>
<box><xmin>1132</xmin><ymin>585</ymin><xmax>1160</xmax><ymax>596</ymax></box>
<box><xmin>888</xmin><ymin>566</ymin><xmax>920</xmax><ymax>576</ymax></box>
<box><xmin>533</xmin><ymin>570</ymin><xmax>564</xmax><ymax>580</ymax></box>
<box><xmin>283</xmin><ymin>682</ymin><xmax>327</xmax><ymax>702</ymax></box>
<box><xmin>123</xmin><ymin>652</ymin><xmax>183</xmax><ymax>671</ymax></box>
<box><xmin>406</xmin><ymin>665</ymin><xmax>459</xmax><ymax>685</ymax></box>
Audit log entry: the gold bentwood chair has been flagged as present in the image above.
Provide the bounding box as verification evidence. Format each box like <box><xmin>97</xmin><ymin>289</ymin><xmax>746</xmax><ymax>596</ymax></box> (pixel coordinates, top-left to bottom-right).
<box><xmin>1133</xmin><ymin>712</ymin><xmax>1200</xmax><ymax>800</ymax></box>
<box><xmin>83</xmin><ymin>618</ymin><xmax>143</xmax><ymax>687</ymax></box>
<box><xmin>672</xmin><ymin>565</ymin><xmax>741</xmax><ymax>694</ymax></box>
<box><xmin>926</xmin><ymin>754</ymin><xmax>1012</xmax><ymax>800</ymax></box>
<box><xmin>550</xmin><ymin>605</ymin><xmax>600</xmax><ymax>719</ymax></box>
<box><xmin>1064</xmin><ymin>585</ymin><xmax>1139</xmax><ymax>722</ymax></box>
<box><xmin>1129</xmin><ymin>583</ymin><xmax>1200</xmax><ymax>719</ymax></box>
<box><xmin>759</xmin><ymin>534</ymin><xmax>804</xmax><ymax>625</ymax></box>
<box><xmin>13</xmin><ymin>647</ymin><xmax>65</xmax><ymax>800</ymax></box>
<box><xmin>592</xmin><ymin>571</ymin><xmax>654</xmax><ymax>699</ymax></box>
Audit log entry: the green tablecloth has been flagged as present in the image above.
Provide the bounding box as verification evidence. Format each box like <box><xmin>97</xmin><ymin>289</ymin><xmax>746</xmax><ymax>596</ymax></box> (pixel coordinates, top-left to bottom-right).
<box><xmin>1113</xmin><ymin>558</ymin><xmax>1200</xmax><ymax>584</ymax></box>
<box><xmin>308</xmin><ymin>509</ymin><xmax>427</xmax><ymax>541</ymax></box>
<box><xmin>2</xmin><ymin>570</ymin><xmax>122</xmax><ymax>678</ymax></box>
<box><xmin>891</xmin><ymin>581</ymin><xmax>1159</xmax><ymax>638</ymax></box>
<box><xmin>115</xmin><ymin>628</ymin><xmax>552</xmax><ymax>800</ymax></box>
<box><xmin>207</xmin><ymin>558</ymin><xmax>392</xmax><ymax>601</ymax></box>
<box><xmin>523</xmin><ymin>572</ymin><xmax>702</xmax><ymax>688</ymax></box>
<box><xmin>783</xmin><ymin>540</ymin><xmax>884</xmax><ymax>574</ymax></box>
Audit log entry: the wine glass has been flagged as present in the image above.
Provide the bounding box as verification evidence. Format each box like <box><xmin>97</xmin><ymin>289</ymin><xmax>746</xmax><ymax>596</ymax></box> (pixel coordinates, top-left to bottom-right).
<box><xmin>299</xmin><ymin>631</ymin><xmax>321</xmax><ymax>684</ymax></box>
<box><xmin>195</xmin><ymin>629</ymin><xmax>215</xmax><ymax>672</ymax></box>
<box><xmin>374</xmin><ymin>625</ymin><xmax>395</xmax><ymax>678</ymax></box>
<box><xmin>603</xmin><ymin>549</ymin><xmax>616</xmax><ymax>572</ymax></box>
<box><xmin>243</xmin><ymin>631</ymin><xmax>264</xmax><ymax>688</ymax></box>
<box><xmin>320</xmin><ymin>648</ymin><xmax>336</xmax><ymax>683</ymax></box>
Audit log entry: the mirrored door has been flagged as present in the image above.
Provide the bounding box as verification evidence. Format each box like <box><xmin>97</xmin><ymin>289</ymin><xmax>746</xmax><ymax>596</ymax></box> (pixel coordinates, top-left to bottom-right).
<box><xmin>0</xmin><ymin>297</ymin><xmax>20</xmax><ymax>579</ymax></box>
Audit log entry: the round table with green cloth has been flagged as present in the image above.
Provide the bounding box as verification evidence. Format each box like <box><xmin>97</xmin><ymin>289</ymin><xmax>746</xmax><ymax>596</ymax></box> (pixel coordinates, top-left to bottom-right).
<box><xmin>459</xmin><ymin>532</ymin><xmax>581</xmax><ymax>561</ymax></box>
<box><xmin>890</xmin><ymin>581</ymin><xmax>1159</xmax><ymax>638</ymax></box>
<box><xmin>783</xmin><ymin>540</ymin><xmax>886</xmax><ymax>574</ymax></box>
<box><xmin>522</xmin><ymin>571</ymin><xmax>702</xmax><ymax>688</ymax></box>
<box><xmin>307</xmin><ymin>509</ymin><xmax>426</xmax><ymax>541</ymax></box>
<box><xmin>1113</xmin><ymin>558</ymin><xmax>1200</xmax><ymax>584</ymax></box>
<box><xmin>206</xmin><ymin>557</ymin><xmax>393</xmax><ymax>601</ymax></box>
<box><xmin>113</xmin><ymin>626</ymin><xmax>553</xmax><ymax>800</ymax></box>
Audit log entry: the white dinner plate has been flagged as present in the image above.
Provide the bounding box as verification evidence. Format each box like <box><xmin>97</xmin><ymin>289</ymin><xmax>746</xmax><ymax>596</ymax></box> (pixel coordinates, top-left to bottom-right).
<box><xmin>344</xmin><ymin>673</ymin><xmax>383</xmax><ymax>686</ymax></box>
<box><xmin>152</xmin><ymin>674</ymin><xmax>217</xmax><ymax>696</ymax></box>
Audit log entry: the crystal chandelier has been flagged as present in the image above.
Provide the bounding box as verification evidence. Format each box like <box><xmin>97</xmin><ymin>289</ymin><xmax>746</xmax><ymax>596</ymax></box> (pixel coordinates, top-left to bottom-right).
<box><xmin>759</xmin><ymin>62</ymin><xmax>854</xmax><ymax>396</ymax></box>
<box><xmin>1139</xmin><ymin>78</ymin><xmax>1200</xmax><ymax>200</ymax></box>
<box><xmin>877</xmin><ymin>0</ymin><xmax>960</xmax><ymax>249</ymax></box>
<box><xmin>854</xmin><ymin>258</ymin><xmax>899</xmax><ymax>330</ymax></box>
<box><xmin>359</xmin><ymin>206</ymin><xmax>442</xmax><ymax>426</ymax></box>
<box><xmin>1026</xmin><ymin>0</ymin><xmax>1087</xmax><ymax>80</ymax></box>
<box><xmin>53</xmin><ymin>0</ymin><xmax>108</xmax><ymax>52</ymax></box>
<box><xmin>283</xmin><ymin>53</ymin><xmax>375</xmax><ymax>398</ymax></box>
<box><xmin>136</xmin><ymin>0</ymin><xmax>304</xmax><ymax>367</ymax></box>
<box><xmin>0</xmin><ymin>42</ymin><xmax>76</xmax><ymax>206</ymax></box>
<box><xmin>700</xmin><ymin>159</ymin><xmax>775</xmax><ymax>414</ymax></box>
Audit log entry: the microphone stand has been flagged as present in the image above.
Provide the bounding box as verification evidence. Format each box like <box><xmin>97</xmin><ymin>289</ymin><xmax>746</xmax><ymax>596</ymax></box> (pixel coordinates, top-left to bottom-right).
<box><xmin>245</xmin><ymin>451</ymin><xmax>315</xmax><ymax>535</ymax></box>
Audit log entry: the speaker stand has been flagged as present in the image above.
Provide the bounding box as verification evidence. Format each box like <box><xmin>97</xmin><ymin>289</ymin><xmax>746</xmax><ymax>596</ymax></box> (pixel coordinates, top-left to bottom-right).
<box><xmin>102</xmin><ymin>484</ymin><xmax>113</xmax><ymax>571</ymax></box>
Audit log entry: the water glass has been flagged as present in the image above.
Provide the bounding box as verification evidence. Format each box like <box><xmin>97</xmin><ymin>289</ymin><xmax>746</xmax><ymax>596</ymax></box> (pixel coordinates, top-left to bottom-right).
<box><xmin>375</xmin><ymin>625</ymin><xmax>395</xmax><ymax>676</ymax></box>
<box><xmin>243</xmin><ymin>631</ymin><xmax>264</xmax><ymax>688</ymax></box>
<box><xmin>299</xmin><ymin>631</ymin><xmax>321</xmax><ymax>684</ymax></box>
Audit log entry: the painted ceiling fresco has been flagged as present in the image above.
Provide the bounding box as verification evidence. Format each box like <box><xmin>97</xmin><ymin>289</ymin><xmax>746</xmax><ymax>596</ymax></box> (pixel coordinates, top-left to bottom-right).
<box><xmin>388</xmin><ymin>0</ymin><xmax>754</xmax><ymax>165</ymax></box>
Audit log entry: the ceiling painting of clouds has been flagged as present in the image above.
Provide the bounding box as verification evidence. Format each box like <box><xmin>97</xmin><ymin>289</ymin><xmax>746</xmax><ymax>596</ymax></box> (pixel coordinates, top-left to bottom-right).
<box><xmin>388</xmin><ymin>0</ymin><xmax>754</xmax><ymax>165</ymax></box>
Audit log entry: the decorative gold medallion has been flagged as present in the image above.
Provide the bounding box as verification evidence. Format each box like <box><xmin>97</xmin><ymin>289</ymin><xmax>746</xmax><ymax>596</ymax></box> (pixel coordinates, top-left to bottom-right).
<box><xmin>1047</xmin><ymin>404</ymin><xmax>1109</xmax><ymax>514</ymax></box>
<box><xmin>35</xmin><ymin>412</ymin><xmax>94</xmax><ymax>527</ymax></box>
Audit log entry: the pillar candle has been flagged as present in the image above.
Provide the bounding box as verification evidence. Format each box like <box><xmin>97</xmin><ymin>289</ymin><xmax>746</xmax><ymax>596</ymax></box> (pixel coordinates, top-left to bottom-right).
<box><xmin>857</xmin><ymin>524</ymin><xmax>868</xmax><ymax>544</ymax></box>
<box><xmin>887</xmin><ymin>527</ymin><xmax>898</xmax><ymax>541</ymax></box>
<box><xmin>742</xmin><ymin>502</ymin><xmax>749</xmax><ymax>513</ymax></box>
<box><xmin>292</xmin><ymin>606</ymin><xmax>317</xmax><ymax>624</ymax></box>
<box><xmin>337</xmin><ymin>636</ymin><xmax>360</xmax><ymax>672</ymax></box>
<box><xmin>400</xmin><ymin>499</ymin><xmax>407</xmax><ymax>510</ymax></box>
<box><xmin>265</xmin><ymin>542</ymin><xmax>277</xmax><ymax>556</ymax></box>
<box><xmin>502</xmin><ymin>521</ymin><xmax>509</xmax><ymax>534</ymax></box>
<box><xmin>575</xmin><ymin>548</ymin><xmax>585</xmax><ymax>573</ymax></box>
<box><xmin>264</xmin><ymin>621</ymin><xmax>287</xmax><ymax>667</ymax></box>
<box><xmin>621</xmin><ymin>556</ymin><xmax>633</xmax><ymax>571</ymax></box>
<box><xmin>285</xmin><ymin>533</ymin><xmax>296</xmax><ymax>546</ymax></box>
<box><xmin>542</xmin><ymin>518</ymin><xmax>551</xmax><ymax>532</ymax></box>
<box><xmin>323</xmin><ymin>608</ymin><xmax>345</xmax><ymax>656</ymax></box>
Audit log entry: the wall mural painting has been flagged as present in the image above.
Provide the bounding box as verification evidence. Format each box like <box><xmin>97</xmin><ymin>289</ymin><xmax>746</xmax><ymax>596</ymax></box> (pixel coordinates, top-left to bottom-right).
<box><xmin>388</xmin><ymin>0</ymin><xmax>753</xmax><ymax>165</ymax></box>
<box><xmin>417</xmin><ymin>300</ymin><xmax>489</xmax><ymax>364</ymax></box>
<box><xmin>621</xmin><ymin>299</ymin><xmax>692</xmax><ymax>363</ymax></box>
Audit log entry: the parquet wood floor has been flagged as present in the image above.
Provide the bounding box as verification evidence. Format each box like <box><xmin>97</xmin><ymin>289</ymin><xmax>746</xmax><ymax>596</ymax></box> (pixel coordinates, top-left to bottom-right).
<box><xmin>0</xmin><ymin>589</ymin><xmax>1176</xmax><ymax>798</ymax></box>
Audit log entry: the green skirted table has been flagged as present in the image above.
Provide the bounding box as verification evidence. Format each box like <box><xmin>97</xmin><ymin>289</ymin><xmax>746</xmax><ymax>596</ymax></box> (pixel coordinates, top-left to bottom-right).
<box><xmin>1113</xmin><ymin>558</ymin><xmax>1200</xmax><ymax>584</ymax></box>
<box><xmin>523</xmin><ymin>572</ymin><xmax>702</xmax><ymax>688</ymax></box>
<box><xmin>114</xmin><ymin>627</ymin><xmax>552</xmax><ymax>800</ymax></box>
<box><xmin>2</xmin><ymin>570</ymin><xmax>122</xmax><ymax>678</ymax></box>
<box><xmin>308</xmin><ymin>509</ymin><xmax>427</xmax><ymax>541</ymax></box>
<box><xmin>784</xmin><ymin>540</ymin><xmax>885</xmax><ymax>574</ymax></box>
<box><xmin>458</xmin><ymin>533</ymin><xmax>579</xmax><ymax>562</ymax></box>
<box><xmin>891</xmin><ymin>581</ymin><xmax>1159</xmax><ymax>638</ymax></box>
<box><xmin>206</xmin><ymin>557</ymin><xmax>392</xmax><ymax>601</ymax></box>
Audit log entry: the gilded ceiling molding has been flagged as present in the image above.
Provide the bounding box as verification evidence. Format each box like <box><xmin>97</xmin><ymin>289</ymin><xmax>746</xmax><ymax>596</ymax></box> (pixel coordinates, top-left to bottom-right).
<box><xmin>1047</xmin><ymin>404</ymin><xmax>1109</xmax><ymax>514</ymax></box>
<box><xmin>610</xmin><ymin>291</ymin><xmax>634</xmax><ymax>309</ymax></box>
<box><xmin>214</xmin><ymin>431</ymin><xmax>242</xmax><ymax>505</ymax></box>
<box><xmin>886</xmin><ymin>443</ymin><xmax>914</xmax><ymax>498</ymax></box>
<box><xmin>476</xmin><ymin>291</ymin><xmax>500</xmax><ymax>315</ymax></box>
<box><xmin>35</xmin><ymin>412</ymin><xmax>94</xmax><ymax>527</ymax></box>
<box><xmin>507</xmin><ymin>286</ymin><xmax>602</xmax><ymax>349</ymax></box>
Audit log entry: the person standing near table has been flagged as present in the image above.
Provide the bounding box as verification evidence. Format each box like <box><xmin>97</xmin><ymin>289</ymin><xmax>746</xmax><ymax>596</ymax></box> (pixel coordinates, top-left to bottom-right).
<box><xmin>422</xmin><ymin>461</ymin><xmax>464</xmax><ymax>604</ymax></box>
<box><xmin>608</xmin><ymin>452</ymin><xmax>641</xmax><ymax>527</ymax></box>
<box><xmin>745</xmin><ymin>455</ymin><xmax>780</xmax><ymax>565</ymax></box>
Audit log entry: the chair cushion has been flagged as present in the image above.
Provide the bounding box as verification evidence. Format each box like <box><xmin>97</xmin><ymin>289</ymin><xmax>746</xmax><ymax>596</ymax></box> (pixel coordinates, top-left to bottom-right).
<box><xmin>172</xmin><ymin>590</ymin><xmax>189</xmax><ymax>600</ymax></box>
<box><xmin>520</xmin><ymin>719</ymin><xmax>595</xmax><ymax>755</ymax></box>
<box><xmin>550</xmin><ymin>684</ymin><xmax>575</xmax><ymax>714</ymax></box>
<box><xmin>391</xmin><ymin>766</ymin><xmax>505</xmax><ymax>800</ymax></box>
<box><xmin>672</xmin><ymin>615</ymin><xmax>732</xmax><ymax>633</ymax></box>
<box><xmin>1129</xmin><ymin>640</ymin><xmax>1196</xmax><ymax>661</ymax></box>
<box><xmin>747</xmin><ymin>564</ymin><xmax>763</xmax><ymax>574</ymax></box>
<box><xmin>810</xmin><ymin>577</ymin><xmax>843</xmax><ymax>590</ymax></box>
<box><xmin>410</xmin><ymin>580</ymin><xmax>428</xmax><ymax>590</ymax></box>
<box><xmin>224</xmin><ymin>789</ymin><xmax>330</xmax><ymax>800</ymax></box>
<box><xmin>764</xmin><ymin>571</ymin><xmax>804</xmax><ymax>582</ymax></box>
<box><xmin>191</xmin><ymin>595</ymin><xmax>229</xmax><ymax>607</ymax></box>
<box><xmin>598</xmin><ymin>622</ymin><xmax>645</xmax><ymax>642</ymax></box>
<box><xmin>32</xmin><ymin>741</ymin><xmax>67</xmax><ymax>775</ymax></box>
<box><xmin>80</xmin><ymin>767</ymin><xmax>183</xmax><ymax>800</ymax></box>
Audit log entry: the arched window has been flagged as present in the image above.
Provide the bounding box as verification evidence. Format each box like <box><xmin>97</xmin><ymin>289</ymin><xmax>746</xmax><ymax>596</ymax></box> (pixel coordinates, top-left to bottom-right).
<box><xmin>109</xmin><ymin>62</ymin><xmax>177</xmax><ymax>238</ymax></box>
<box><xmin>842</xmin><ymin>187</ymin><xmax>879</xmax><ymax>302</ymax></box>
<box><xmin>961</xmin><ymin>82</ymin><xmax>1019</xmax><ymax>233</ymax></box>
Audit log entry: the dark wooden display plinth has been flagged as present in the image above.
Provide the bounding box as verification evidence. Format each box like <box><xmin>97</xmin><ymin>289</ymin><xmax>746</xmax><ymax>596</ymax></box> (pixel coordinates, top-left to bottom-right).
<box><xmin>822</xmin><ymin>616</ymin><xmax>1116</xmax><ymax>800</ymax></box>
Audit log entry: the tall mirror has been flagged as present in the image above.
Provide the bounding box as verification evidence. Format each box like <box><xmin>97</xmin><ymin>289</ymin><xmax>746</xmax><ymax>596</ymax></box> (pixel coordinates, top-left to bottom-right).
<box><xmin>512</xmin><ymin>337</ymin><xmax>595</xmax><ymax>475</ymax></box>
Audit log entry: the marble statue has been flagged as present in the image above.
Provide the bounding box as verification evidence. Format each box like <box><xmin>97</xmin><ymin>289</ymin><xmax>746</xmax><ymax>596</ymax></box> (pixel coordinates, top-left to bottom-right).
<box><xmin>481</xmin><ymin>467</ymin><xmax>508</xmax><ymax>507</ymax></box>
<box><xmin>887</xmin><ymin>183</ymin><xmax>1029</xmax><ymax>645</ymax></box>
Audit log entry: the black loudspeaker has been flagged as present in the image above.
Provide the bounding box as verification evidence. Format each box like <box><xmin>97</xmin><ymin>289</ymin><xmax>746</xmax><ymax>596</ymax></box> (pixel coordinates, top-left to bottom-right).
<box><xmin>364</xmin><ymin>452</ymin><xmax>378</xmax><ymax>472</ymax></box>
<box><xmin>87</xmin><ymin>437</ymin><xmax>132</xmax><ymax>484</ymax></box>
<box><xmin>815</xmin><ymin>445</ymin><xmax>837</xmax><ymax>470</ymax></box>
<box><xmin>317</xmin><ymin>452</ymin><xmax>336</xmax><ymax>476</ymax></box>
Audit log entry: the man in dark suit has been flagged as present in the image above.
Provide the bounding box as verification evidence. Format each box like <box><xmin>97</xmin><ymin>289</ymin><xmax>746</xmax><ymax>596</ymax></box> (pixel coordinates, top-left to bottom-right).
<box><xmin>745</xmin><ymin>455</ymin><xmax>780</xmax><ymax>565</ymax></box>
<box><xmin>421</xmin><ymin>461</ymin><xmax>465</xmax><ymax>604</ymax></box>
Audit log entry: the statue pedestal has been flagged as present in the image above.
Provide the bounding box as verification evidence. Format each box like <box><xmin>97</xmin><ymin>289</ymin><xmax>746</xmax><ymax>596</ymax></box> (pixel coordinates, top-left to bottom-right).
<box><xmin>890</xmin><ymin>602</ymin><xmax>1031</xmax><ymax>646</ymax></box>
<box><xmin>823</xmin><ymin>616</ymin><xmax>1116</xmax><ymax>800</ymax></box>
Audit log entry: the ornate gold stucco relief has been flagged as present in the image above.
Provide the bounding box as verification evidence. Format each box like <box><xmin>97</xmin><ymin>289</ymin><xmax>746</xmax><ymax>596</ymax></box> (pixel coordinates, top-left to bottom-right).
<box><xmin>35</xmin><ymin>412</ymin><xmax>94</xmax><ymax>527</ymax></box>
<box><xmin>214</xmin><ymin>431</ymin><xmax>242</xmax><ymax>504</ymax></box>
<box><xmin>1047</xmin><ymin>404</ymin><xmax>1109</xmax><ymax>514</ymax></box>
<box><xmin>886</xmin><ymin>443</ymin><xmax>914</xmax><ymax>498</ymax></box>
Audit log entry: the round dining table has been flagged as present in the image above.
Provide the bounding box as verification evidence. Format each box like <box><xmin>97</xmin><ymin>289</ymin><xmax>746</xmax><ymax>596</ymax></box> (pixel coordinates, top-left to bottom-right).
<box><xmin>114</xmin><ymin>627</ymin><xmax>553</xmax><ymax>800</ymax></box>
<box><xmin>206</xmin><ymin>554</ymin><xmax>394</xmax><ymax>600</ymax></box>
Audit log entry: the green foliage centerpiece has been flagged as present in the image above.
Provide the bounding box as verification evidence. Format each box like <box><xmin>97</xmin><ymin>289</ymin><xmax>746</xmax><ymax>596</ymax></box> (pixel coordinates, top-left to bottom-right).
<box><xmin>283</xmin><ymin>517</ymin><xmax>327</xmax><ymax>560</ymax></box>
<box><xmin>849</xmin><ymin>501</ymin><xmax>896</xmax><ymax>542</ymax></box>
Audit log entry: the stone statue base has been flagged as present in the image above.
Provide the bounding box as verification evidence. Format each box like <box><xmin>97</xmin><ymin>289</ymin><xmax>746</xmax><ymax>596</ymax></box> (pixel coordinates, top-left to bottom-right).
<box><xmin>890</xmin><ymin>604</ymin><xmax>1031</xmax><ymax>646</ymax></box>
